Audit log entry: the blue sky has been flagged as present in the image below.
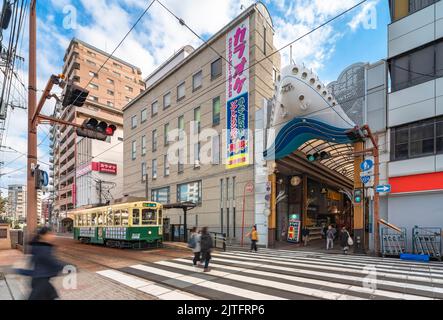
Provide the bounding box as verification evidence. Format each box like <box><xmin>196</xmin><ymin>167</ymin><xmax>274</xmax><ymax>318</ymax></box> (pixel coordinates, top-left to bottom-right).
<box><xmin>0</xmin><ymin>0</ymin><xmax>391</xmax><ymax>194</ymax></box>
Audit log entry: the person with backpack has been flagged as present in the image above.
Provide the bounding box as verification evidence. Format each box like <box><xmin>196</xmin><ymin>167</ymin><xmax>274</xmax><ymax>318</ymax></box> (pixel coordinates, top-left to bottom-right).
<box><xmin>246</xmin><ymin>225</ymin><xmax>258</xmax><ymax>252</ymax></box>
<box><xmin>199</xmin><ymin>227</ymin><xmax>213</xmax><ymax>272</ymax></box>
<box><xmin>188</xmin><ymin>227</ymin><xmax>201</xmax><ymax>267</ymax></box>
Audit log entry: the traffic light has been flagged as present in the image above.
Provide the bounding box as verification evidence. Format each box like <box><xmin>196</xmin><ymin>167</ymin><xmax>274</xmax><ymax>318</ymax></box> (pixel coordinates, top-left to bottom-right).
<box><xmin>306</xmin><ymin>151</ymin><xmax>331</xmax><ymax>162</ymax></box>
<box><xmin>77</xmin><ymin>118</ymin><xmax>117</xmax><ymax>141</ymax></box>
<box><xmin>1</xmin><ymin>2</ymin><xmax>12</xmax><ymax>30</ymax></box>
<box><xmin>62</xmin><ymin>83</ymin><xmax>89</xmax><ymax>107</ymax></box>
<box><xmin>34</xmin><ymin>167</ymin><xmax>49</xmax><ymax>190</ymax></box>
<box><xmin>354</xmin><ymin>188</ymin><xmax>363</xmax><ymax>204</ymax></box>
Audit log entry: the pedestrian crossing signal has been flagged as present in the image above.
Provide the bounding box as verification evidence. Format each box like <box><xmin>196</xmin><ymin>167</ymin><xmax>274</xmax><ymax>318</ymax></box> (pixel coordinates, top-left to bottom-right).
<box><xmin>354</xmin><ymin>188</ymin><xmax>363</xmax><ymax>204</ymax></box>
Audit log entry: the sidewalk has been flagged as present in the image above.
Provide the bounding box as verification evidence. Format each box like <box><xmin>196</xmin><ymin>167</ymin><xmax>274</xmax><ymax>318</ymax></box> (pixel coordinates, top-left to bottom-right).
<box><xmin>0</xmin><ymin>249</ymin><xmax>156</xmax><ymax>300</ymax></box>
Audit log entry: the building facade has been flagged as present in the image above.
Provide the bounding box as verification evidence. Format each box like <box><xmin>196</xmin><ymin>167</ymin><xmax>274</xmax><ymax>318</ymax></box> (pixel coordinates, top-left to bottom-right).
<box><xmin>383</xmin><ymin>0</ymin><xmax>443</xmax><ymax>239</ymax></box>
<box><xmin>123</xmin><ymin>3</ymin><xmax>280</xmax><ymax>242</ymax></box>
<box><xmin>50</xmin><ymin>38</ymin><xmax>145</xmax><ymax>231</ymax></box>
<box><xmin>7</xmin><ymin>185</ymin><xmax>44</xmax><ymax>224</ymax></box>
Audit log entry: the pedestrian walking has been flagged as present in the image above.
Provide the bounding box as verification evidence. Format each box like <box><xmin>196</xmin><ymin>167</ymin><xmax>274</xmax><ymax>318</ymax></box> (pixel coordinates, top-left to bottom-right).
<box><xmin>188</xmin><ymin>227</ymin><xmax>201</xmax><ymax>268</ymax></box>
<box><xmin>340</xmin><ymin>226</ymin><xmax>353</xmax><ymax>254</ymax></box>
<box><xmin>326</xmin><ymin>225</ymin><xmax>335</xmax><ymax>250</ymax></box>
<box><xmin>199</xmin><ymin>227</ymin><xmax>213</xmax><ymax>272</ymax></box>
<box><xmin>246</xmin><ymin>225</ymin><xmax>258</xmax><ymax>252</ymax></box>
<box><xmin>15</xmin><ymin>227</ymin><xmax>65</xmax><ymax>300</ymax></box>
<box><xmin>301</xmin><ymin>227</ymin><xmax>310</xmax><ymax>246</ymax></box>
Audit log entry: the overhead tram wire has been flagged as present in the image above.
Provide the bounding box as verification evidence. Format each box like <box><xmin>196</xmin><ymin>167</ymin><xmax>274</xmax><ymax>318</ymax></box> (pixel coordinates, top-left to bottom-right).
<box><xmin>67</xmin><ymin>0</ymin><xmax>157</xmax><ymax>109</ymax></box>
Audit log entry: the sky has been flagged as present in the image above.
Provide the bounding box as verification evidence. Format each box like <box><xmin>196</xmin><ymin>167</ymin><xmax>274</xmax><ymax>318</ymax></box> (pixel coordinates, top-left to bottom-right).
<box><xmin>0</xmin><ymin>0</ymin><xmax>390</xmax><ymax>196</ymax></box>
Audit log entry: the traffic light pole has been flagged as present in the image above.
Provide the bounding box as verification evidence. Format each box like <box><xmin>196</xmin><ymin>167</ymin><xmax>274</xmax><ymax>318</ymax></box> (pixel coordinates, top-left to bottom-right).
<box><xmin>26</xmin><ymin>0</ymin><xmax>37</xmax><ymax>252</ymax></box>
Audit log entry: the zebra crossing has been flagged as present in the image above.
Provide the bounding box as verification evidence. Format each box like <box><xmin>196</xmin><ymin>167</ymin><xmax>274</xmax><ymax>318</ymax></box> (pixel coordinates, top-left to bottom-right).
<box><xmin>96</xmin><ymin>247</ymin><xmax>443</xmax><ymax>300</ymax></box>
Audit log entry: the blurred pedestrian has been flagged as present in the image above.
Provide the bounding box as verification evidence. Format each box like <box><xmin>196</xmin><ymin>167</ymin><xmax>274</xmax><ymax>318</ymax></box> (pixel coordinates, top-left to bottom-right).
<box><xmin>200</xmin><ymin>227</ymin><xmax>213</xmax><ymax>272</ymax></box>
<box><xmin>302</xmin><ymin>227</ymin><xmax>310</xmax><ymax>246</ymax></box>
<box><xmin>340</xmin><ymin>226</ymin><xmax>351</xmax><ymax>254</ymax></box>
<box><xmin>246</xmin><ymin>225</ymin><xmax>258</xmax><ymax>252</ymax></box>
<box><xmin>326</xmin><ymin>225</ymin><xmax>335</xmax><ymax>250</ymax></box>
<box><xmin>16</xmin><ymin>227</ymin><xmax>65</xmax><ymax>300</ymax></box>
<box><xmin>188</xmin><ymin>227</ymin><xmax>201</xmax><ymax>268</ymax></box>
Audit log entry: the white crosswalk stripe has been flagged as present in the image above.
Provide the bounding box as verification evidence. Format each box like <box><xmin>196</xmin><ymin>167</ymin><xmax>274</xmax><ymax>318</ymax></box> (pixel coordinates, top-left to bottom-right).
<box><xmin>96</xmin><ymin>248</ymin><xmax>443</xmax><ymax>300</ymax></box>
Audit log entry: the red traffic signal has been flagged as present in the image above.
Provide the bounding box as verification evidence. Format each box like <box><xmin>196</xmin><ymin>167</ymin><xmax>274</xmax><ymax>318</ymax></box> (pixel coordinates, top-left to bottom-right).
<box><xmin>77</xmin><ymin>118</ymin><xmax>117</xmax><ymax>141</ymax></box>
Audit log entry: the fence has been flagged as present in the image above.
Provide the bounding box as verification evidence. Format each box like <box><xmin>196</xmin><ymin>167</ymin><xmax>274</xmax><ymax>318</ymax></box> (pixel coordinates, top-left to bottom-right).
<box><xmin>380</xmin><ymin>227</ymin><xmax>406</xmax><ymax>257</ymax></box>
<box><xmin>412</xmin><ymin>227</ymin><xmax>442</xmax><ymax>261</ymax></box>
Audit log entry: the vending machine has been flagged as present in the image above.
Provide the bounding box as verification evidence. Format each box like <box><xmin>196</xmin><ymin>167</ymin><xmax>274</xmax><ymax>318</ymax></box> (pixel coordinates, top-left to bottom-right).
<box><xmin>287</xmin><ymin>214</ymin><xmax>301</xmax><ymax>243</ymax></box>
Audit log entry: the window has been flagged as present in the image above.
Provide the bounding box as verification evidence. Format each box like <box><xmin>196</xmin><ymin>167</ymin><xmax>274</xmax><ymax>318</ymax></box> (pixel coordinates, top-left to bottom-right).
<box><xmin>131</xmin><ymin>115</ymin><xmax>137</xmax><ymax>129</ymax></box>
<box><xmin>164</xmin><ymin>154</ymin><xmax>170</xmax><ymax>176</ymax></box>
<box><xmin>177</xmin><ymin>82</ymin><xmax>185</xmax><ymax>101</ymax></box>
<box><xmin>89</xmin><ymin>83</ymin><xmax>99</xmax><ymax>90</ymax></box>
<box><xmin>141</xmin><ymin>108</ymin><xmax>148</xmax><ymax>123</ymax></box>
<box><xmin>212</xmin><ymin>96</ymin><xmax>221</xmax><ymax>125</ymax></box>
<box><xmin>89</xmin><ymin>96</ymin><xmax>98</xmax><ymax>102</ymax></box>
<box><xmin>193</xmin><ymin>71</ymin><xmax>203</xmax><ymax>91</ymax></box>
<box><xmin>152</xmin><ymin>129</ymin><xmax>158</xmax><ymax>151</ymax></box>
<box><xmin>132</xmin><ymin>209</ymin><xmax>140</xmax><ymax>225</ymax></box>
<box><xmin>125</xmin><ymin>76</ymin><xmax>132</xmax><ymax>81</ymax></box>
<box><xmin>390</xmin><ymin>116</ymin><xmax>443</xmax><ymax>161</ymax></box>
<box><xmin>263</xmin><ymin>25</ymin><xmax>267</xmax><ymax>55</ymax></box>
<box><xmin>390</xmin><ymin>39</ymin><xmax>443</xmax><ymax>92</ymax></box>
<box><xmin>107</xmin><ymin>101</ymin><xmax>114</xmax><ymax>107</ymax></box>
<box><xmin>152</xmin><ymin>101</ymin><xmax>158</xmax><ymax>117</ymax></box>
<box><xmin>73</xmin><ymin>76</ymin><xmax>80</xmax><ymax>83</ymax></box>
<box><xmin>211</xmin><ymin>58</ymin><xmax>222</xmax><ymax>80</ymax></box>
<box><xmin>121</xmin><ymin>209</ymin><xmax>129</xmax><ymax>226</ymax></box>
<box><xmin>126</xmin><ymin>96</ymin><xmax>132</xmax><ymax>102</ymax></box>
<box><xmin>194</xmin><ymin>142</ymin><xmax>200</xmax><ymax>168</ymax></box>
<box><xmin>194</xmin><ymin>107</ymin><xmax>201</xmax><ymax>134</ymax></box>
<box><xmin>107</xmin><ymin>89</ymin><xmax>114</xmax><ymax>96</ymax></box>
<box><xmin>408</xmin><ymin>0</ymin><xmax>438</xmax><ymax>15</ymax></box>
<box><xmin>86</xmin><ymin>59</ymin><xmax>96</xmax><ymax>66</ymax></box>
<box><xmin>212</xmin><ymin>134</ymin><xmax>220</xmax><ymax>164</ymax></box>
<box><xmin>141</xmin><ymin>135</ymin><xmax>147</xmax><ymax>156</ymax></box>
<box><xmin>177</xmin><ymin>181</ymin><xmax>202</xmax><ymax>204</ymax></box>
<box><xmin>152</xmin><ymin>187</ymin><xmax>170</xmax><ymax>204</ymax></box>
<box><xmin>131</xmin><ymin>140</ymin><xmax>137</xmax><ymax>160</ymax></box>
<box><xmin>87</xmin><ymin>50</ymin><xmax>96</xmax><ymax>57</ymax></box>
<box><xmin>89</xmin><ymin>71</ymin><xmax>98</xmax><ymax>78</ymax></box>
<box><xmin>125</xmin><ymin>85</ymin><xmax>133</xmax><ymax>92</ymax></box>
<box><xmin>163</xmin><ymin>92</ymin><xmax>171</xmax><ymax>109</ymax></box>
<box><xmin>163</xmin><ymin>123</ymin><xmax>169</xmax><ymax>146</ymax></box>
<box><xmin>273</xmin><ymin>68</ymin><xmax>278</xmax><ymax>83</ymax></box>
<box><xmin>113</xmin><ymin>71</ymin><xmax>121</xmax><ymax>77</ymax></box>
<box><xmin>113</xmin><ymin>62</ymin><xmax>122</xmax><ymax>69</ymax></box>
<box><xmin>152</xmin><ymin>159</ymin><xmax>158</xmax><ymax>179</ymax></box>
<box><xmin>142</xmin><ymin>208</ymin><xmax>157</xmax><ymax>225</ymax></box>
<box><xmin>141</xmin><ymin>162</ymin><xmax>147</xmax><ymax>182</ymax></box>
<box><xmin>107</xmin><ymin>78</ymin><xmax>114</xmax><ymax>85</ymax></box>
<box><xmin>178</xmin><ymin>148</ymin><xmax>184</xmax><ymax>173</ymax></box>
<box><xmin>178</xmin><ymin>115</ymin><xmax>185</xmax><ymax>141</ymax></box>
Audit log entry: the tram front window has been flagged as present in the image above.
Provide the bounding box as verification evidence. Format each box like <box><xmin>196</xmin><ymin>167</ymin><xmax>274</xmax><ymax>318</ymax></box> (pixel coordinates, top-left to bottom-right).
<box><xmin>142</xmin><ymin>209</ymin><xmax>157</xmax><ymax>225</ymax></box>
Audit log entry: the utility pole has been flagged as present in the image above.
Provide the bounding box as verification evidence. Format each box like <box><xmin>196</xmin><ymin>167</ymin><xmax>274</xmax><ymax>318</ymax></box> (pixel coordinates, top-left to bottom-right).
<box><xmin>98</xmin><ymin>180</ymin><xmax>102</xmax><ymax>205</ymax></box>
<box><xmin>26</xmin><ymin>0</ymin><xmax>37</xmax><ymax>251</ymax></box>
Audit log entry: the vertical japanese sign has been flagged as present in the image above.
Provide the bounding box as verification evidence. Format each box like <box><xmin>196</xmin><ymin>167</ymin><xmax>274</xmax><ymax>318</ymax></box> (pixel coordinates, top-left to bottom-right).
<box><xmin>226</xmin><ymin>17</ymin><xmax>249</xmax><ymax>169</ymax></box>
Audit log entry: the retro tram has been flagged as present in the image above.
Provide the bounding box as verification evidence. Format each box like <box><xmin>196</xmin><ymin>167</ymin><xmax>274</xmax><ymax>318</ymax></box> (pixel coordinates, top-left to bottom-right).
<box><xmin>73</xmin><ymin>201</ymin><xmax>163</xmax><ymax>248</ymax></box>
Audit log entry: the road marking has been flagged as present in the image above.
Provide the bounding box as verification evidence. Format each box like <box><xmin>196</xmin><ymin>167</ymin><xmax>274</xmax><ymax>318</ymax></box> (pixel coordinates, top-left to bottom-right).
<box><xmin>130</xmin><ymin>264</ymin><xmax>287</xmax><ymax>300</ymax></box>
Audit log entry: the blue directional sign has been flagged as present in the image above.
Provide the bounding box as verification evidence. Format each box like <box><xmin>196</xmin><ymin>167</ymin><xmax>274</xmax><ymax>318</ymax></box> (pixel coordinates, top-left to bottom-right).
<box><xmin>361</xmin><ymin>176</ymin><xmax>371</xmax><ymax>185</ymax></box>
<box><xmin>376</xmin><ymin>185</ymin><xmax>391</xmax><ymax>193</ymax></box>
<box><xmin>360</xmin><ymin>159</ymin><xmax>374</xmax><ymax>172</ymax></box>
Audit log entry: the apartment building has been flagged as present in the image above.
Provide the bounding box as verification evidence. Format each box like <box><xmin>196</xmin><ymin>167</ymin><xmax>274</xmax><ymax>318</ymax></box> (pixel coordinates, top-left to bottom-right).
<box><xmin>7</xmin><ymin>185</ymin><xmax>44</xmax><ymax>224</ymax></box>
<box><xmin>384</xmin><ymin>0</ymin><xmax>443</xmax><ymax>232</ymax></box>
<box><xmin>123</xmin><ymin>3</ymin><xmax>280</xmax><ymax>241</ymax></box>
<box><xmin>50</xmin><ymin>38</ymin><xmax>145</xmax><ymax>231</ymax></box>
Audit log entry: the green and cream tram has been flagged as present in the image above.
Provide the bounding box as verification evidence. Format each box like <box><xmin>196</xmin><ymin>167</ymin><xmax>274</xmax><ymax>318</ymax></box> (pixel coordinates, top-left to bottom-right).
<box><xmin>73</xmin><ymin>201</ymin><xmax>163</xmax><ymax>248</ymax></box>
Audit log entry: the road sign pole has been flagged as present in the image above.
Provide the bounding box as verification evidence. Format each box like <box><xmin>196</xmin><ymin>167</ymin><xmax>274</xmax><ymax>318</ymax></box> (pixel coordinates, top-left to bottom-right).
<box><xmin>374</xmin><ymin>136</ymin><xmax>380</xmax><ymax>255</ymax></box>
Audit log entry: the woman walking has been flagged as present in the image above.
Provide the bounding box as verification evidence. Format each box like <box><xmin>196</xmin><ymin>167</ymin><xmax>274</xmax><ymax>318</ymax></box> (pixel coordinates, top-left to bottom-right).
<box><xmin>188</xmin><ymin>227</ymin><xmax>201</xmax><ymax>268</ymax></box>
<box><xmin>246</xmin><ymin>225</ymin><xmax>258</xmax><ymax>252</ymax></box>
<box><xmin>15</xmin><ymin>227</ymin><xmax>66</xmax><ymax>300</ymax></box>
<box><xmin>340</xmin><ymin>226</ymin><xmax>351</xmax><ymax>254</ymax></box>
<box><xmin>199</xmin><ymin>227</ymin><xmax>213</xmax><ymax>272</ymax></box>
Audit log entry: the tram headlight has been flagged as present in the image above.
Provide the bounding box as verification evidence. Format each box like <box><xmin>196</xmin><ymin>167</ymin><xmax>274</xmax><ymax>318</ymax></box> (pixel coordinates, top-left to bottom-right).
<box><xmin>148</xmin><ymin>230</ymin><xmax>152</xmax><ymax>235</ymax></box>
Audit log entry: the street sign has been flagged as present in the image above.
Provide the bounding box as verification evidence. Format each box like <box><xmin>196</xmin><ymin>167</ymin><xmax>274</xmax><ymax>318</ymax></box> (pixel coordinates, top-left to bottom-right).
<box><xmin>360</xmin><ymin>169</ymin><xmax>374</xmax><ymax>177</ymax></box>
<box><xmin>376</xmin><ymin>185</ymin><xmax>391</xmax><ymax>193</ymax></box>
<box><xmin>360</xmin><ymin>158</ymin><xmax>374</xmax><ymax>172</ymax></box>
<box><xmin>361</xmin><ymin>176</ymin><xmax>371</xmax><ymax>185</ymax></box>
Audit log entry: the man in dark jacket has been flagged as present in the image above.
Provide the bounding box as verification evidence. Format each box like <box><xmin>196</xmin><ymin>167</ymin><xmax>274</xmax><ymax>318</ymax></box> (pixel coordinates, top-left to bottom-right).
<box><xmin>16</xmin><ymin>227</ymin><xmax>65</xmax><ymax>300</ymax></box>
<box><xmin>199</xmin><ymin>227</ymin><xmax>213</xmax><ymax>272</ymax></box>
